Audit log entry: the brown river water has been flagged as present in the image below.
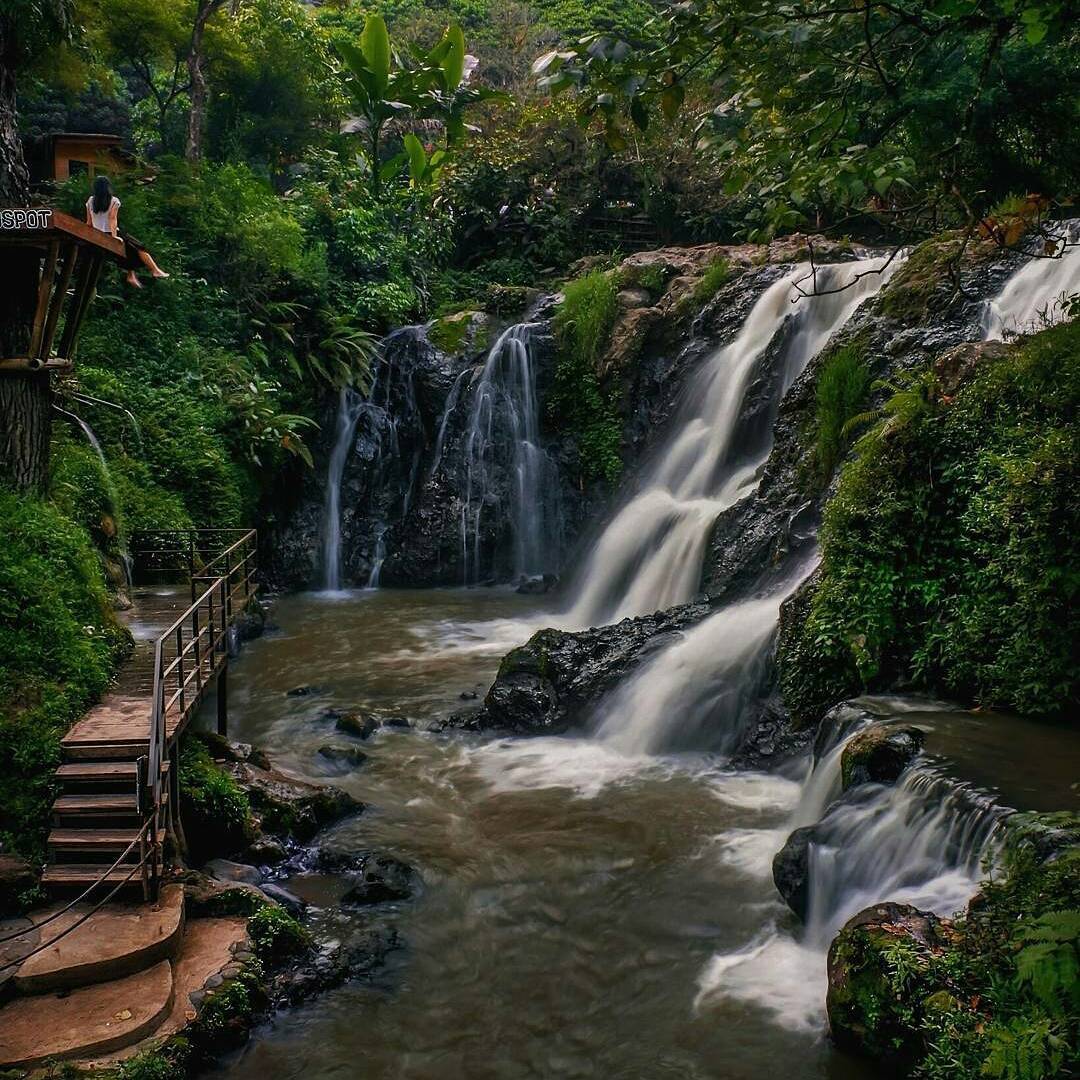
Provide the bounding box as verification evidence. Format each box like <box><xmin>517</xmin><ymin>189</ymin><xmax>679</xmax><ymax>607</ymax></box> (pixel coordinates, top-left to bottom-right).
<box><xmin>208</xmin><ymin>588</ymin><xmax>909</xmax><ymax>1080</ymax></box>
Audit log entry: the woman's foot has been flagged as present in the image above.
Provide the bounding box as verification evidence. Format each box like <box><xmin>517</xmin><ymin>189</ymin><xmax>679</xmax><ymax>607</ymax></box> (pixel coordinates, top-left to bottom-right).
<box><xmin>151</xmin><ymin>268</ymin><xmax>169</xmax><ymax>279</ymax></box>
<box><xmin>126</xmin><ymin>271</ymin><xmax>142</xmax><ymax>288</ymax></box>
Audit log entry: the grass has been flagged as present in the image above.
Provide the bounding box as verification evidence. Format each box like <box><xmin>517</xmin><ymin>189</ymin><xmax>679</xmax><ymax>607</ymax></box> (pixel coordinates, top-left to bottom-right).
<box><xmin>692</xmin><ymin>256</ymin><xmax>731</xmax><ymax>305</ymax></box>
<box><xmin>814</xmin><ymin>344</ymin><xmax>872</xmax><ymax>479</ymax></box>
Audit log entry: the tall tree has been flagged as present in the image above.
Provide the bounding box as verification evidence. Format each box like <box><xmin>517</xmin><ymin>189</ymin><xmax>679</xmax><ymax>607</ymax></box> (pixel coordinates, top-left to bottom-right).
<box><xmin>0</xmin><ymin>0</ymin><xmax>73</xmax><ymax>492</ymax></box>
<box><xmin>186</xmin><ymin>0</ymin><xmax>228</xmax><ymax>160</ymax></box>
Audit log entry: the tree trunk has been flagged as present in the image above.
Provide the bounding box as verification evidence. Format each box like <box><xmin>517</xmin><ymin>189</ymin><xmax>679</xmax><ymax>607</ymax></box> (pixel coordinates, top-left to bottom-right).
<box><xmin>0</xmin><ymin>17</ymin><xmax>51</xmax><ymax>493</ymax></box>
<box><xmin>186</xmin><ymin>0</ymin><xmax>225</xmax><ymax>162</ymax></box>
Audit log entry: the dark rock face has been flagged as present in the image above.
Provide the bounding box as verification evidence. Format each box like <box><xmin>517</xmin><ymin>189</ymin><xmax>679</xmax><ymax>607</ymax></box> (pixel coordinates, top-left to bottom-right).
<box><xmin>0</xmin><ymin>855</ymin><xmax>35</xmax><ymax>916</ymax></box>
<box><xmin>450</xmin><ymin>600</ymin><xmax>712</xmax><ymax>735</ymax></box>
<box><xmin>827</xmin><ymin>902</ymin><xmax>947</xmax><ymax>1067</ymax></box>
<box><xmin>841</xmin><ymin>725</ymin><xmax>925</xmax><ymax>790</ymax></box>
<box><xmin>772</xmin><ymin>826</ymin><xmax>815</xmax><ymax>921</ymax></box>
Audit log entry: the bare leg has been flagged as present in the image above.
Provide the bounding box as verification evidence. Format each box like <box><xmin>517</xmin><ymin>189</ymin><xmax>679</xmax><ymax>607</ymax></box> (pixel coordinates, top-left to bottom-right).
<box><xmin>126</xmin><ymin>270</ymin><xmax>142</xmax><ymax>288</ymax></box>
<box><xmin>138</xmin><ymin>249</ymin><xmax>169</xmax><ymax>278</ymax></box>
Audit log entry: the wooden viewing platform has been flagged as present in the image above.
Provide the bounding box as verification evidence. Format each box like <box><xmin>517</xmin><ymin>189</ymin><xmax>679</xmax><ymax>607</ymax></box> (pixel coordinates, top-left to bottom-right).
<box><xmin>45</xmin><ymin>530</ymin><xmax>258</xmax><ymax>896</ymax></box>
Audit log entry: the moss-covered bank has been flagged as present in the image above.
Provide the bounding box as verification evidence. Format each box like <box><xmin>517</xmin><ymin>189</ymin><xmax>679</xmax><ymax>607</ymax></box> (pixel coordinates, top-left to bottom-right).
<box><xmin>781</xmin><ymin>321</ymin><xmax>1080</xmax><ymax>726</ymax></box>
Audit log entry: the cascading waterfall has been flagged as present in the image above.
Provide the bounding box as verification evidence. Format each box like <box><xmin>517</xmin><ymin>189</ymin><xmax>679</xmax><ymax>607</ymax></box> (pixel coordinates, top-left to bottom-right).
<box><xmin>593</xmin><ymin>556</ymin><xmax>817</xmax><ymax>756</ymax></box>
<box><xmin>461</xmin><ymin>323</ymin><xmax>561</xmax><ymax>584</ymax></box>
<box><xmin>321</xmin><ymin>387</ymin><xmax>364</xmax><ymax>593</ymax></box>
<box><xmin>698</xmin><ymin>719</ymin><xmax>1008</xmax><ymax>1029</ymax></box>
<box><xmin>563</xmin><ymin>256</ymin><xmax>901</xmax><ymax>627</ymax></box>
<box><xmin>981</xmin><ymin>220</ymin><xmax>1080</xmax><ymax>340</ymax></box>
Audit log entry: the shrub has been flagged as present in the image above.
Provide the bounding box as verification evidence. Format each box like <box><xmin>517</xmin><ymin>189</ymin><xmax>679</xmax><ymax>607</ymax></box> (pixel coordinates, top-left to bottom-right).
<box><xmin>247</xmin><ymin>903</ymin><xmax>312</xmax><ymax>962</ymax></box>
<box><xmin>692</xmin><ymin>256</ymin><xmax>731</xmax><ymax>305</ymax></box>
<box><xmin>550</xmin><ymin>270</ymin><xmax>624</xmax><ymax>483</ymax></box>
<box><xmin>814</xmin><ymin>344</ymin><xmax>872</xmax><ymax>479</ymax></box>
<box><xmin>781</xmin><ymin>320</ymin><xmax>1080</xmax><ymax>723</ymax></box>
<box><xmin>0</xmin><ymin>491</ymin><xmax>129</xmax><ymax>861</ymax></box>
<box><xmin>178</xmin><ymin>738</ymin><xmax>254</xmax><ymax>861</ymax></box>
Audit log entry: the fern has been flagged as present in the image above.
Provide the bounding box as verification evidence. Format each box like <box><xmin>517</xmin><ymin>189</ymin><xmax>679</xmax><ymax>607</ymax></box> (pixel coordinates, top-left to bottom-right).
<box><xmin>982</xmin><ymin>1016</ymin><xmax>1068</xmax><ymax>1080</ymax></box>
<box><xmin>1013</xmin><ymin>911</ymin><xmax>1080</xmax><ymax>1013</ymax></box>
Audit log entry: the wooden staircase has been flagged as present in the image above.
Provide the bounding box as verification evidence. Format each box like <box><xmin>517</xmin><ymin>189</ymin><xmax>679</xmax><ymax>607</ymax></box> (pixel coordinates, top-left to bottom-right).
<box><xmin>43</xmin><ymin>748</ymin><xmax>169</xmax><ymax>895</ymax></box>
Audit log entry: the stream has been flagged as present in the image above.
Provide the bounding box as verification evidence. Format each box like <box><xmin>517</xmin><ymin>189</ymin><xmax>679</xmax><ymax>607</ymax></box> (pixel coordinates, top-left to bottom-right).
<box><xmin>213</xmin><ymin>589</ymin><xmax>991</xmax><ymax>1080</ymax></box>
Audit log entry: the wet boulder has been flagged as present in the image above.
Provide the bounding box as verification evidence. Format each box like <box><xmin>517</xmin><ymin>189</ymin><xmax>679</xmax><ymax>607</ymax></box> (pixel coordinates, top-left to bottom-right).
<box><xmin>342</xmin><ymin>854</ymin><xmax>417</xmax><ymax>905</ymax></box>
<box><xmin>827</xmin><ymin>902</ymin><xmax>949</xmax><ymax>1068</ymax></box>
<box><xmin>771</xmin><ymin>826</ymin><xmax>815</xmax><ymax>921</ymax></box>
<box><xmin>316</xmin><ymin>744</ymin><xmax>368</xmax><ymax>772</ymax></box>
<box><xmin>236</xmin><ymin>762</ymin><xmax>363</xmax><ymax>842</ymax></box>
<box><xmin>335</xmin><ymin>711</ymin><xmax>381</xmax><ymax>739</ymax></box>
<box><xmin>841</xmin><ymin>725</ymin><xmax>924</xmax><ymax>790</ymax></box>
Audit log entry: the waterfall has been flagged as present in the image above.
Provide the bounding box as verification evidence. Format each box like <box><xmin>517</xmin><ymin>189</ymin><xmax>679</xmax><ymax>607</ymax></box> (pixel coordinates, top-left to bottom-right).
<box><xmin>563</xmin><ymin>256</ymin><xmax>901</xmax><ymax>627</ymax></box>
<box><xmin>461</xmin><ymin>323</ymin><xmax>561</xmax><ymax>584</ymax></box>
<box><xmin>322</xmin><ymin>387</ymin><xmax>364</xmax><ymax>593</ymax></box>
<box><xmin>981</xmin><ymin>221</ymin><xmax>1080</xmax><ymax>340</ymax></box>
<box><xmin>800</xmin><ymin>763</ymin><xmax>1007</xmax><ymax>948</ymax></box>
<box><xmin>592</xmin><ymin>566</ymin><xmax>810</xmax><ymax>756</ymax></box>
<box><xmin>57</xmin><ymin>407</ymin><xmax>134</xmax><ymax>593</ymax></box>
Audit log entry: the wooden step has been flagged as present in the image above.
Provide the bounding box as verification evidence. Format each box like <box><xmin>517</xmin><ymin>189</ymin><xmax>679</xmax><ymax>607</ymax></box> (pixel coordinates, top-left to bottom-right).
<box><xmin>40</xmin><ymin>864</ymin><xmax>150</xmax><ymax>890</ymax></box>
<box><xmin>57</xmin><ymin>761</ymin><xmax>138</xmax><ymax>782</ymax></box>
<box><xmin>53</xmin><ymin>794</ymin><xmax>139</xmax><ymax>816</ymax></box>
<box><xmin>62</xmin><ymin>742</ymin><xmax>148</xmax><ymax>762</ymax></box>
<box><xmin>48</xmin><ymin>828</ymin><xmax>143</xmax><ymax>852</ymax></box>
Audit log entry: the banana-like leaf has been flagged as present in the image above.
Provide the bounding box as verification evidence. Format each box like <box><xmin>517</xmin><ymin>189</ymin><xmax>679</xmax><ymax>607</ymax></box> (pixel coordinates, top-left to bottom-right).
<box><xmin>361</xmin><ymin>14</ymin><xmax>391</xmax><ymax>95</ymax></box>
<box><xmin>442</xmin><ymin>23</ymin><xmax>466</xmax><ymax>89</ymax></box>
<box><xmin>403</xmin><ymin>132</ymin><xmax>428</xmax><ymax>184</ymax></box>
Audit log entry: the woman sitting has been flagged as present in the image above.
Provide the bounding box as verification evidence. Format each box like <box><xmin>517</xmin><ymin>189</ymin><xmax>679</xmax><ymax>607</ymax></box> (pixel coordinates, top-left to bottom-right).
<box><xmin>85</xmin><ymin>175</ymin><xmax>169</xmax><ymax>288</ymax></box>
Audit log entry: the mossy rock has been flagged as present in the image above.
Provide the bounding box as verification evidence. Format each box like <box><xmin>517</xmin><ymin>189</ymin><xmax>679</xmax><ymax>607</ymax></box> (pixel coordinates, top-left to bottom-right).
<box><xmin>428</xmin><ymin>310</ymin><xmax>490</xmax><ymax>356</ymax></box>
<box><xmin>826</xmin><ymin>901</ymin><xmax>947</xmax><ymax>1068</ymax></box>
<box><xmin>840</xmin><ymin>724</ymin><xmax>924</xmax><ymax>790</ymax></box>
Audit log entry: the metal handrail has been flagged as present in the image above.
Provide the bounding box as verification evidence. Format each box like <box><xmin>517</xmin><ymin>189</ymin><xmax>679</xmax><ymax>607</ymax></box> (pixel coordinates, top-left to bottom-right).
<box><xmin>147</xmin><ymin>530</ymin><xmax>257</xmax><ymax>835</ymax></box>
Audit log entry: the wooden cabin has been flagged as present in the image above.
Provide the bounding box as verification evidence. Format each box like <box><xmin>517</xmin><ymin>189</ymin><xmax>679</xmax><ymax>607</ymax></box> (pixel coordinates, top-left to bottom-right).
<box><xmin>25</xmin><ymin>132</ymin><xmax>135</xmax><ymax>186</ymax></box>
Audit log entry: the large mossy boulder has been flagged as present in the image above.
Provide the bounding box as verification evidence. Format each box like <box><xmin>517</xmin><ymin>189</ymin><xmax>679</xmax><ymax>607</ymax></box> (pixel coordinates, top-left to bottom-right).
<box><xmin>840</xmin><ymin>724</ymin><xmax>924</xmax><ymax>790</ymax></box>
<box><xmin>826</xmin><ymin>901</ymin><xmax>950</xmax><ymax>1068</ymax></box>
<box><xmin>236</xmin><ymin>761</ymin><xmax>362</xmax><ymax>843</ymax></box>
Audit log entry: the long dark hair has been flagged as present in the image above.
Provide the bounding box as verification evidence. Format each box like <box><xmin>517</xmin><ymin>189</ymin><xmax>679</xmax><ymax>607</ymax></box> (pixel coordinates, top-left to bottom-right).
<box><xmin>91</xmin><ymin>175</ymin><xmax>113</xmax><ymax>215</ymax></box>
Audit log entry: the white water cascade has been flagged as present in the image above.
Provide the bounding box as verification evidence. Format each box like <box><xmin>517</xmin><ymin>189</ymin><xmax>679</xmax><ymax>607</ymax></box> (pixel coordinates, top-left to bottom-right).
<box><xmin>321</xmin><ymin>387</ymin><xmax>365</xmax><ymax>593</ymax></box>
<box><xmin>461</xmin><ymin>323</ymin><xmax>561</xmax><ymax>584</ymax></box>
<box><xmin>981</xmin><ymin>221</ymin><xmax>1080</xmax><ymax>339</ymax></box>
<box><xmin>698</xmin><ymin>719</ymin><xmax>1008</xmax><ymax>1030</ymax></box>
<box><xmin>563</xmin><ymin>257</ymin><xmax>901</xmax><ymax>628</ymax></box>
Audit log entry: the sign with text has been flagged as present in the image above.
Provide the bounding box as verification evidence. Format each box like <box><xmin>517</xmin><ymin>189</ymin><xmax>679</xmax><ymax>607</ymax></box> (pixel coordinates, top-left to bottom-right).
<box><xmin>0</xmin><ymin>208</ymin><xmax>53</xmax><ymax>229</ymax></box>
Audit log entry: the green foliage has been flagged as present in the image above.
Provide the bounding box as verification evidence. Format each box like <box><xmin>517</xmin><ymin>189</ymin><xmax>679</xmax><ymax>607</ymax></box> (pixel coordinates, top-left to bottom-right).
<box><xmin>0</xmin><ymin>491</ymin><xmax>129</xmax><ymax>861</ymax></box>
<box><xmin>620</xmin><ymin>262</ymin><xmax>666</xmax><ymax>296</ymax></box>
<box><xmin>538</xmin><ymin>0</ymin><xmax>1080</xmax><ymax>242</ymax></box>
<box><xmin>178</xmin><ymin>737</ymin><xmax>254</xmax><ymax>861</ymax></box>
<box><xmin>781</xmin><ymin>321</ymin><xmax>1080</xmax><ymax>724</ymax></box>
<box><xmin>832</xmin><ymin>817</ymin><xmax>1080</xmax><ymax>1080</ymax></box>
<box><xmin>691</xmin><ymin>256</ymin><xmax>731</xmax><ymax>305</ymax></box>
<box><xmin>813</xmin><ymin>345</ymin><xmax>872</xmax><ymax>480</ymax></box>
<box><xmin>551</xmin><ymin>270</ymin><xmax>623</xmax><ymax>483</ymax></box>
<box><xmin>247</xmin><ymin>903</ymin><xmax>312</xmax><ymax>962</ymax></box>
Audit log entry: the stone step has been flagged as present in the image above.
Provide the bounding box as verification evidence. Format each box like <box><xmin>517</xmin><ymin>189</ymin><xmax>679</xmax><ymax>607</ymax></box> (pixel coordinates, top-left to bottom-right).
<box><xmin>13</xmin><ymin>885</ymin><xmax>185</xmax><ymax>995</ymax></box>
<box><xmin>0</xmin><ymin>960</ymin><xmax>174</xmax><ymax>1069</ymax></box>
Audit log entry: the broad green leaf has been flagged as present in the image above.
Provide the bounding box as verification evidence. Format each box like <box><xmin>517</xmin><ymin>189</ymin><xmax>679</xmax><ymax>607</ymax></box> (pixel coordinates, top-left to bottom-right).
<box><xmin>442</xmin><ymin>23</ymin><xmax>466</xmax><ymax>89</ymax></box>
<box><xmin>361</xmin><ymin>14</ymin><xmax>391</xmax><ymax>95</ymax></box>
<box><xmin>403</xmin><ymin>132</ymin><xmax>428</xmax><ymax>184</ymax></box>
